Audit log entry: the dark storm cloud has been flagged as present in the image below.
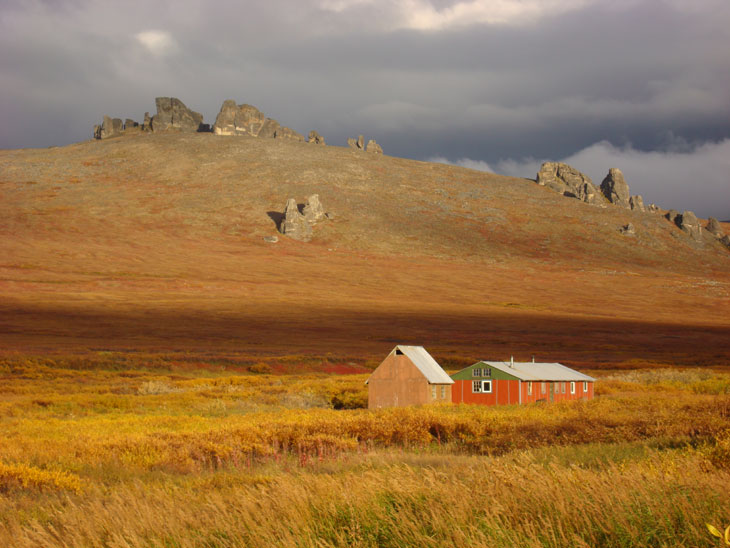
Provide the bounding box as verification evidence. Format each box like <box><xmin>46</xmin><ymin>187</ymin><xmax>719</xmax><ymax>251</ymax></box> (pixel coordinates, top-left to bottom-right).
<box><xmin>1</xmin><ymin>0</ymin><xmax>728</xmax><ymax>216</ymax></box>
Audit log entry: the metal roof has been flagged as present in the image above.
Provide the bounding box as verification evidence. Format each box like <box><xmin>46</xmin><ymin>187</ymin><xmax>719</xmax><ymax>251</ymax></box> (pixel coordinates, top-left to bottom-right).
<box><xmin>365</xmin><ymin>345</ymin><xmax>454</xmax><ymax>385</ymax></box>
<box><xmin>480</xmin><ymin>361</ymin><xmax>595</xmax><ymax>382</ymax></box>
<box><xmin>397</xmin><ymin>345</ymin><xmax>454</xmax><ymax>384</ymax></box>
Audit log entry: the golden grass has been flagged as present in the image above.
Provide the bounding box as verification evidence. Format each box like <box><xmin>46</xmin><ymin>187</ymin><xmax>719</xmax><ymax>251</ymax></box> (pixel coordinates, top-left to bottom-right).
<box><xmin>0</xmin><ymin>362</ymin><xmax>729</xmax><ymax>546</ymax></box>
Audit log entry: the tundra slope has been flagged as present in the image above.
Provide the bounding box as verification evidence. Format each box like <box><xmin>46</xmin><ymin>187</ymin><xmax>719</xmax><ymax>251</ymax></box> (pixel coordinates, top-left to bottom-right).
<box><xmin>0</xmin><ymin>132</ymin><xmax>728</xmax><ymax>365</ymax></box>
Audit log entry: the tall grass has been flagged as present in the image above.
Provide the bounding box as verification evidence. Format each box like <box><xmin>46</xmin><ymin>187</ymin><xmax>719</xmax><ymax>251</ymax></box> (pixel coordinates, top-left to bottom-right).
<box><xmin>0</xmin><ymin>362</ymin><xmax>729</xmax><ymax>546</ymax></box>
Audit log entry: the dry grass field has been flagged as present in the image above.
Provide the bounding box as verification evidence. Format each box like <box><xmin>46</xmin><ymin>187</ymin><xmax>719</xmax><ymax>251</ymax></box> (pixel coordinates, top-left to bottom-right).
<box><xmin>0</xmin><ymin>361</ymin><xmax>728</xmax><ymax>547</ymax></box>
<box><xmin>1</xmin><ymin>132</ymin><xmax>729</xmax><ymax>546</ymax></box>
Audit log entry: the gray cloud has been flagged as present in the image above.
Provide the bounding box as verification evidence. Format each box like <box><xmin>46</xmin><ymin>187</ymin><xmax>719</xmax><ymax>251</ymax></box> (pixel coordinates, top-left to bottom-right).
<box><xmin>1</xmin><ymin>0</ymin><xmax>728</xmax><ymax>216</ymax></box>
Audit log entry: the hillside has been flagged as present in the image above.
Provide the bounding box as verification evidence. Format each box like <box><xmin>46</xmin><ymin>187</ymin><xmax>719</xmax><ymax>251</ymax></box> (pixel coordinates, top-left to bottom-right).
<box><xmin>1</xmin><ymin>132</ymin><xmax>729</xmax><ymax>367</ymax></box>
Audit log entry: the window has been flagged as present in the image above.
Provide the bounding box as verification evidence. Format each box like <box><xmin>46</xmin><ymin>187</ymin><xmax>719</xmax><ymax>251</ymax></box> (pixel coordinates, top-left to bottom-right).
<box><xmin>431</xmin><ymin>386</ymin><xmax>436</xmax><ymax>399</ymax></box>
<box><xmin>541</xmin><ymin>382</ymin><xmax>546</xmax><ymax>394</ymax></box>
<box><xmin>482</xmin><ymin>380</ymin><xmax>492</xmax><ymax>393</ymax></box>
<box><xmin>527</xmin><ymin>382</ymin><xmax>533</xmax><ymax>395</ymax></box>
<box><xmin>472</xmin><ymin>368</ymin><xmax>481</xmax><ymax>377</ymax></box>
<box><xmin>583</xmin><ymin>381</ymin><xmax>589</xmax><ymax>392</ymax></box>
<box><xmin>472</xmin><ymin>380</ymin><xmax>482</xmax><ymax>393</ymax></box>
<box><xmin>561</xmin><ymin>382</ymin><xmax>566</xmax><ymax>394</ymax></box>
<box><xmin>554</xmin><ymin>381</ymin><xmax>559</xmax><ymax>392</ymax></box>
<box><xmin>570</xmin><ymin>382</ymin><xmax>575</xmax><ymax>394</ymax></box>
<box><xmin>441</xmin><ymin>385</ymin><xmax>446</xmax><ymax>399</ymax></box>
<box><xmin>484</xmin><ymin>368</ymin><xmax>492</xmax><ymax>377</ymax></box>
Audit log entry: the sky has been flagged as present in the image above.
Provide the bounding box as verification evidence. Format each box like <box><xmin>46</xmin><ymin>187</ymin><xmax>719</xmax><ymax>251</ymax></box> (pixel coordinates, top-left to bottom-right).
<box><xmin>1</xmin><ymin>0</ymin><xmax>729</xmax><ymax>218</ymax></box>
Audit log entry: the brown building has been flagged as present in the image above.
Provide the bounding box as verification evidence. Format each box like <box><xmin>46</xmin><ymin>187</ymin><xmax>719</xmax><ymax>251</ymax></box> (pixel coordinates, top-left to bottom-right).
<box><xmin>366</xmin><ymin>345</ymin><xmax>454</xmax><ymax>409</ymax></box>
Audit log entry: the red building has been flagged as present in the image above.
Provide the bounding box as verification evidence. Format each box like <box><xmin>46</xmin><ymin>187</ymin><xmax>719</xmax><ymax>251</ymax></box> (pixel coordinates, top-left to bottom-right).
<box><xmin>451</xmin><ymin>359</ymin><xmax>595</xmax><ymax>405</ymax></box>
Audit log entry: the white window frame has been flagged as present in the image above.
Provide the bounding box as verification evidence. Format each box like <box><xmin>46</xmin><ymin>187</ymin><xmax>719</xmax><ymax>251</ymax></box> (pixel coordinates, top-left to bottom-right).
<box><xmin>570</xmin><ymin>381</ymin><xmax>575</xmax><ymax>394</ymax></box>
<box><xmin>541</xmin><ymin>382</ymin><xmax>546</xmax><ymax>394</ymax></box>
<box><xmin>472</xmin><ymin>380</ymin><xmax>482</xmax><ymax>393</ymax></box>
<box><xmin>481</xmin><ymin>380</ymin><xmax>492</xmax><ymax>393</ymax></box>
<box><xmin>527</xmin><ymin>381</ymin><xmax>533</xmax><ymax>395</ymax></box>
<box><xmin>583</xmin><ymin>381</ymin><xmax>589</xmax><ymax>392</ymax></box>
<box><xmin>441</xmin><ymin>385</ymin><xmax>446</xmax><ymax>399</ymax></box>
<box><xmin>472</xmin><ymin>368</ymin><xmax>482</xmax><ymax>377</ymax></box>
<box><xmin>431</xmin><ymin>386</ymin><xmax>437</xmax><ymax>400</ymax></box>
<box><xmin>561</xmin><ymin>382</ymin><xmax>566</xmax><ymax>394</ymax></box>
<box><xmin>483</xmin><ymin>368</ymin><xmax>492</xmax><ymax>377</ymax></box>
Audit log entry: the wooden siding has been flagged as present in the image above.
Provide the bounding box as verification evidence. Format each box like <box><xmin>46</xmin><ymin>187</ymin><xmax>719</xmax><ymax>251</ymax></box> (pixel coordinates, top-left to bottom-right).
<box><xmin>368</xmin><ymin>352</ymin><xmax>452</xmax><ymax>408</ymax></box>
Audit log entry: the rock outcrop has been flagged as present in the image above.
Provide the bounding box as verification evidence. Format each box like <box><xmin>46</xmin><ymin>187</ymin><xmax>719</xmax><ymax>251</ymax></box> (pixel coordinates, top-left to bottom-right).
<box><xmin>308</xmin><ymin>131</ymin><xmax>326</xmax><ymax>145</ymax></box>
<box><xmin>720</xmin><ymin>235</ymin><xmax>730</xmax><ymax>249</ymax></box>
<box><xmin>629</xmin><ymin>195</ymin><xmax>645</xmax><ymax>212</ymax></box>
<box><xmin>366</xmin><ymin>140</ymin><xmax>383</xmax><ymax>154</ymax></box>
<box><xmin>647</xmin><ymin>203</ymin><xmax>660</xmax><ymax>213</ymax></box>
<box><xmin>303</xmin><ymin>194</ymin><xmax>325</xmax><ymax>224</ymax></box>
<box><xmin>151</xmin><ymin>97</ymin><xmax>204</xmax><ymax>133</ymax></box>
<box><xmin>535</xmin><ymin>162</ymin><xmax>604</xmax><ymax>204</ymax></box>
<box><xmin>212</xmin><ymin>100</ymin><xmax>304</xmax><ymax>141</ymax></box>
<box><xmin>348</xmin><ymin>135</ymin><xmax>365</xmax><ymax>150</ymax></box>
<box><xmin>677</xmin><ymin>210</ymin><xmax>703</xmax><ymax>240</ymax></box>
<box><xmin>142</xmin><ymin>112</ymin><xmax>152</xmax><ymax>131</ymax></box>
<box><xmin>665</xmin><ymin>210</ymin><xmax>680</xmax><ymax>225</ymax></box>
<box><xmin>600</xmin><ymin>168</ymin><xmax>631</xmax><ymax>208</ymax></box>
<box><xmin>124</xmin><ymin>119</ymin><xmax>138</xmax><ymax>130</ymax></box>
<box><xmin>94</xmin><ymin>115</ymin><xmax>123</xmax><ymax>139</ymax></box>
<box><xmin>280</xmin><ymin>198</ymin><xmax>312</xmax><ymax>242</ymax></box>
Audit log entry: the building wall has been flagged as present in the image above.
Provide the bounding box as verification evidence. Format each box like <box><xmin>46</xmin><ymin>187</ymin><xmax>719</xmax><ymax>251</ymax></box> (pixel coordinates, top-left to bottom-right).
<box><xmin>367</xmin><ymin>353</ymin><xmax>452</xmax><ymax>408</ymax></box>
<box><xmin>453</xmin><ymin>378</ymin><xmax>594</xmax><ymax>406</ymax></box>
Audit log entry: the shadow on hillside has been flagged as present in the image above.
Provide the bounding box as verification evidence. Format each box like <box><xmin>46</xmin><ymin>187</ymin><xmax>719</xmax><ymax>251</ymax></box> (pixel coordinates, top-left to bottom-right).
<box><xmin>267</xmin><ymin>211</ymin><xmax>284</xmax><ymax>230</ymax></box>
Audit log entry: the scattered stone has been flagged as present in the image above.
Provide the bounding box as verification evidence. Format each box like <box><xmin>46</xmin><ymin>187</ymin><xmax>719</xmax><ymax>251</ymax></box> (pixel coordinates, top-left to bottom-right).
<box><xmin>303</xmin><ymin>194</ymin><xmax>326</xmax><ymax>224</ymax></box>
<box><xmin>279</xmin><ymin>198</ymin><xmax>312</xmax><ymax>242</ymax></box>
<box><xmin>151</xmin><ymin>97</ymin><xmax>204</xmax><ymax>133</ymax></box>
<box><xmin>629</xmin><ymin>195</ymin><xmax>645</xmax><ymax>212</ymax></box>
<box><xmin>677</xmin><ymin>210</ymin><xmax>703</xmax><ymax>240</ymax></box>
<box><xmin>308</xmin><ymin>130</ymin><xmax>326</xmax><ymax>145</ymax></box>
<box><xmin>263</xmin><ymin>235</ymin><xmax>279</xmax><ymax>243</ymax></box>
<box><xmin>347</xmin><ymin>137</ymin><xmax>359</xmax><ymax>149</ymax></box>
<box><xmin>706</xmin><ymin>217</ymin><xmax>724</xmax><ymax>238</ymax></box>
<box><xmin>647</xmin><ymin>203</ymin><xmax>660</xmax><ymax>212</ymax></box>
<box><xmin>619</xmin><ymin>223</ymin><xmax>636</xmax><ymax>235</ymax></box>
<box><xmin>535</xmin><ymin>162</ymin><xmax>604</xmax><ymax>204</ymax></box>
<box><xmin>324</xmin><ymin>211</ymin><xmax>335</xmax><ymax>220</ymax></box>
<box><xmin>720</xmin><ymin>235</ymin><xmax>730</xmax><ymax>249</ymax></box>
<box><xmin>600</xmin><ymin>168</ymin><xmax>631</xmax><ymax>208</ymax></box>
<box><xmin>124</xmin><ymin>119</ymin><xmax>138</xmax><ymax>130</ymax></box>
<box><xmin>366</xmin><ymin>140</ymin><xmax>383</xmax><ymax>154</ymax></box>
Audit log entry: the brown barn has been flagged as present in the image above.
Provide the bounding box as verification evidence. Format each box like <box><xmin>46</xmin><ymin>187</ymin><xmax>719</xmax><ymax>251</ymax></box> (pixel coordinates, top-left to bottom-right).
<box><xmin>451</xmin><ymin>359</ymin><xmax>595</xmax><ymax>406</ymax></box>
<box><xmin>366</xmin><ymin>345</ymin><xmax>454</xmax><ymax>408</ymax></box>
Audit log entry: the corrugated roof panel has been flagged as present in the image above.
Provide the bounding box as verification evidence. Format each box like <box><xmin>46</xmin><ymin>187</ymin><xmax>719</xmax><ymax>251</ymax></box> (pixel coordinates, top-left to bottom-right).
<box><xmin>482</xmin><ymin>361</ymin><xmax>595</xmax><ymax>382</ymax></box>
<box><xmin>398</xmin><ymin>345</ymin><xmax>454</xmax><ymax>384</ymax></box>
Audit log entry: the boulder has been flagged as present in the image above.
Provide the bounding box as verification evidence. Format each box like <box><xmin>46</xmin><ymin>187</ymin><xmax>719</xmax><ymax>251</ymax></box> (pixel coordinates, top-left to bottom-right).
<box><xmin>303</xmin><ymin>194</ymin><xmax>326</xmax><ymax>224</ymax></box>
<box><xmin>677</xmin><ymin>210</ymin><xmax>703</xmax><ymax>240</ymax></box>
<box><xmin>720</xmin><ymin>235</ymin><xmax>730</xmax><ymax>249</ymax></box>
<box><xmin>212</xmin><ymin>101</ymin><xmax>268</xmax><ymax>136</ymax></box>
<box><xmin>151</xmin><ymin>97</ymin><xmax>204</xmax><ymax>133</ymax></box>
<box><xmin>347</xmin><ymin>135</ymin><xmax>366</xmax><ymax>150</ymax></box>
<box><xmin>629</xmin><ymin>195</ymin><xmax>645</xmax><ymax>212</ymax></box>
<box><xmin>366</xmin><ymin>140</ymin><xmax>383</xmax><ymax>154</ymax></box>
<box><xmin>124</xmin><ymin>119</ymin><xmax>138</xmax><ymax>130</ymax></box>
<box><xmin>619</xmin><ymin>223</ymin><xmax>636</xmax><ymax>235</ymax></box>
<box><xmin>95</xmin><ymin>115</ymin><xmax>123</xmax><ymax>139</ymax></box>
<box><xmin>535</xmin><ymin>162</ymin><xmax>604</xmax><ymax>204</ymax></box>
<box><xmin>706</xmin><ymin>217</ymin><xmax>724</xmax><ymax>238</ymax></box>
<box><xmin>647</xmin><ymin>203</ymin><xmax>660</xmax><ymax>213</ymax></box>
<box><xmin>280</xmin><ymin>198</ymin><xmax>312</xmax><ymax>242</ymax></box>
<box><xmin>263</xmin><ymin>235</ymin><xmax>279</xmax><ymax>243</ymax></box>
<box><xmin>600</xmin><ymin>168</ymin><xmax>631</xmax><ymax>208</ymax></box>
<box><xmin>347</xmin><ymin>137</ymin><xmax>359</xmax><ymax>149</ymax></box>
<box><xmin>308</xmin><ymin>130</ymin><xmax>326</xmax><ymax>145</ymax></box>
<box><xmin>142</xmin><ymin>112</ymin><xmax>152</xmax><ymax>131</ymax></box>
